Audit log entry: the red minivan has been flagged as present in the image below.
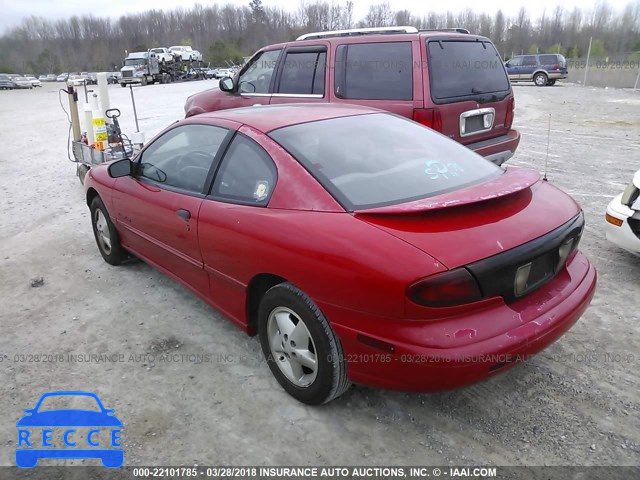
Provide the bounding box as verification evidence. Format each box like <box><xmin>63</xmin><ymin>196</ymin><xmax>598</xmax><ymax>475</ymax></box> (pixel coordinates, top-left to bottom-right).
<box><xmin>185</xmin><ymin>27</ymin><xmax>520</xmax><ymax>165</ymax></box>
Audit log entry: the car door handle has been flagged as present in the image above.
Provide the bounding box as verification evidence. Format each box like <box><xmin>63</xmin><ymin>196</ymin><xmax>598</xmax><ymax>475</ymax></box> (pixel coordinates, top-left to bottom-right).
<box><xmin>176</xmin><ymin>209</ymin><xmax>191</xmax><ymax>221</ymax></box>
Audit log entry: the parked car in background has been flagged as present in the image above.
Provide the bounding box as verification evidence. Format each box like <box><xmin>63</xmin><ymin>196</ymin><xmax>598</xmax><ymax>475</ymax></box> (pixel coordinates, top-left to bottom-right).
<box><xmin>150</xmin><ymin>47</ymin><xmax>175</xmax><ymax>64</ymax></box>
<box><xmin>504</xmin><ymin>53</ymin><xmax>568</xmax><ymax>86</ymax></box>
<box><xmin>185</xmin><ymin>26</ymin><xmax>520</xmax><ymax>165</ymax></box>
<box><xmin>216</xmin><ymin>67</ymin><xmax>234</xmax><ymax>79</ymax></box>
<box><xmin>85</xmin><ymin>72</ymin><xmax>98</xmax><ymax>85</ymax></box>
<box><xmin>57</xmin><ymin>73</ymin><xmax>69</xmax><ymax>82</ymax></box>
<box><xmin>0</xmin><ymin>74</ymin><xmax>16</xmax><ymax>89</ymax></box>
<box><xmin>46</xmin><ymin>74</ymin><xmax>57</xmax><ymax>82</ymax></box>
<box><xmin>204</xmin><ymin>68</ymin><xmax>219</xmax><ymax>79</ymax></box>
<box><xmin>38</xmin><ymin>74</ymin><xmax>47</xmax><ymax>82</ymax></box>
<box><xmin>26</xmin><ymin>76</ymin><xmax>42</xmax><ymax>87</ymax></box>
<box><xmin>169</xmin><ymin>45</ymin><xmax>203</xmax><ymax>62</ymax></box>
<box><xmin>13</xmin><ymin>77</ymin><xmax>34</xmax><ymax>89</ymax></box>
<box><xmin>606</xmin><ymin>169</ymin><xmax>640</xmax><ymax>256</ymax></box>
<box><xmin>67</xmin><ymin>75</ymin><xmax>86</xmax><ymax>87</ymax></box>
<box><xmin>107</xmin><ymin>72</ymin><xmax>121</xmax><ymax>84</ymax></box>
<box><xmin>85</xmin><ymin>103</ymin><xmax>595</xmax><ymax>404</ymax></box>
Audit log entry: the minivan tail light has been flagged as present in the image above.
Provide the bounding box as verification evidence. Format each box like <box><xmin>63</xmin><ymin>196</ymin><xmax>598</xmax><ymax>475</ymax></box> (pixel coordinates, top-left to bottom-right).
<box><xmin>408</xmin><ymin>268</ymin><xmax>483</xmax><ymax>307</ymax></box>
<box><xmin>554</xmin><ymin>64</ymin><xmax>559</xmax><ymax>70</ymax></box>
<box><xmin>505</xmin><ymin>97</ymin><xmax>515</xmax><ymax>129</ymax></box>
<box><xmin>413</xmin><ymin>108</ymin><xmax>442</xmax><ymax>132</ymax></box>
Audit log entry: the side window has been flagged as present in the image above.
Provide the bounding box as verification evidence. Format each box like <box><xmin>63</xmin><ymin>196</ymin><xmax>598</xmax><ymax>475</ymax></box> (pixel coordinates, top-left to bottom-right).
<box><xmin>523</xmin><ymin>56</ymin><xmax>537</xmax><ymax>67</ymax></box>
<box><xmin>238</xmin><ymin>49</ymin><xmax>282</xmax><ymax>94</ymax></box>
<box><xmin>539</xmin><ymin>55</ymin><xmax>557</xmax><ymax>66</ymax></box>
<box><xmin>139</xmin><ymin>125</ymin><xmax>228</xmax><ymax>194</ymax></box>
<box><xmin>277</xmin><ymin>50</ymin><xmax>326</xmax><ymax>95</ymax></box>
<box><xmin>508</xmin><ymin>57</ymin><xmax>523</xmax><ymax>67</ymax></box>
<box><xmin>211</xmin><ymin>135</ymin><xmax>277</xmax><ymax>206</ymax></box>
<box><xmin>335</xmin><ymin>42</ymin><xmax>412</xmax><ymax>100</ymax></box>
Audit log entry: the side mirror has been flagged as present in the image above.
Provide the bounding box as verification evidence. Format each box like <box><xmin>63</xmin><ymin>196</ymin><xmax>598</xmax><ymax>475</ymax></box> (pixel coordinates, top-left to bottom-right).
<box><xmin>219</xmin><ymin>76</ymin><xmax>234</xmax><ymax>92</ymax></box>
<box><xmin>108</xmin><ymin>158</ymin><xmax>132</xmax><ymax>178</ymax></box>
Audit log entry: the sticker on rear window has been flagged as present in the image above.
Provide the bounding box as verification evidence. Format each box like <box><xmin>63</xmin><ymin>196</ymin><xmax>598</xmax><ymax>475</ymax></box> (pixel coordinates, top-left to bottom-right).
<box><xmin>254</xmin><ymin>181</ymin><xmax>269</xmax><ymax>201</ymax></box>
<box><xmin>425</xmin><ymin>160</ymin><xmax>465</xmax><ymax>180</ymax></box>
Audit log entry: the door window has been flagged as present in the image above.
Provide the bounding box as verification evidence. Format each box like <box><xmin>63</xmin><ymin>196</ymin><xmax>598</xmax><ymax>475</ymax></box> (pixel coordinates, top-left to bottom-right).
<box><xmin>522</xmin><ymin>56</ymin><xmax>537</xmax><ymax>67</ymax></box>
<box><xmin>138</xmin><ymin>124</ymin><xmax>228</xmax><ymax>194</ymax></box>
<box><xmin>276</xmin><ymin>50</ymin><xmax>326</xmax><ymax>95</ymax></box>
<box><xmin>211</xmin><ymin>135</ymin><xmax>277</xmax><ymax>205</ymax></box>
<box><xmin>238</xmin><ymin>49</ymin><xmax>282</xmax><ymax>94</ymax></box>
<box><xmin>507</xmin><ymin>57</ymin><xmax>523</xmax><ymax>67</ymax></box>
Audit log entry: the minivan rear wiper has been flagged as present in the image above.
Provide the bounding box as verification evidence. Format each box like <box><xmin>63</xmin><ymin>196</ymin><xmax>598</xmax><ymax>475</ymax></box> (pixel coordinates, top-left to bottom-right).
<box><xmin>471</xmin><ymin>88</ymin><xmax>484</xmax><ymax>94</ymax></box>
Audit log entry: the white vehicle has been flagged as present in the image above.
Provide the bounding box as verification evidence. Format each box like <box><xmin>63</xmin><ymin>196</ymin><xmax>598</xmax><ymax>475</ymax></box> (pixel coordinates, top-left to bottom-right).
<box><xmin>67</xmin><ymin>75</ymin><xmax>86</xmax><ymax>87</ymax></box>
<box><xmin>606</xmin><ymin>169</ymin><xmax>640</xmax><ymax>256</ymax></box>
<box><xmin>168</xmin><ymin>45</ymin><xmax>203</xmax><ymax>62</ymax></box>
<box><xmin>13</xmin><ymin>77</ymin><xmax>34</xmax><ymax>89</ymax></box>
<box><xmin>150</xmin><ymin>47</ymin><xmax>174</xmax><ymax>64</ymax></box>
<box><xmin>217</xmin><ymin>68</ymin><xmax>234</xmax><ymax>78</ymax></box>
<box><xmin>25</xmin><ymin>76</ymin><xmax>42</xmax><ymax>87</ymax></box>
<box><xmin>120</xmin><ymin>51</ymin><xmax>168</xmax><ymax>86</ymax></box>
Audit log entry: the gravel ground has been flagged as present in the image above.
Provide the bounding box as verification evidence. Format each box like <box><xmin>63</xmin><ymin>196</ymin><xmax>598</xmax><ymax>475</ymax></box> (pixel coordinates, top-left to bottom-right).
<box><xmin>0</xmin><ymin>80</ymin><xmax>638</xmax><ymax>469</ymax></box>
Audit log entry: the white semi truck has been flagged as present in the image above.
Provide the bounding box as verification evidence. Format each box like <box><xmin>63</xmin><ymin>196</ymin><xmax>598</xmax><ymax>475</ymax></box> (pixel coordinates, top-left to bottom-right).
<box><xmin>119</xmin><ymin>51</ymin><xmax>169</xmax><ymax>87</ymax></box>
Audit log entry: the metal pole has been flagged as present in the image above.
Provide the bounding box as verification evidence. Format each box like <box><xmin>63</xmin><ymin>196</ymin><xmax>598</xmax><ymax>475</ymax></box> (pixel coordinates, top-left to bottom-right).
<box><xmin>583</xmin><ymin>36</ymin><xmax>592</xmax><ymax>87</ymax></box>
<box><xmin>634</xmin><ymin>66</ymin><xmax>640</xmax><ymax>91</ymax></box>
<box><xmin>129</xmin><ymin>84</ymin><xmax>140</xmax><ymax>133</ymax></box>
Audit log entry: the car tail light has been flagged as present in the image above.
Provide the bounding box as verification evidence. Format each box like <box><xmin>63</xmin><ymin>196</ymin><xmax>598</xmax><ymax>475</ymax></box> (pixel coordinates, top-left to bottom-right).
<box><xmin>413</xmin><ymin>108</ymin><xmax>442</xmax><ymax>132</ymax></box>
<box><xmin>554</xmin><ymin>64</ymin><xmax>559</xmax><ymax>71</ymax></box>
<box><xmin>505</xmin><ymin>97</ymin><xmax>515</xmax><ymax>129</ymax></box>
<box><xmin>408</xmin><ymin>268</ymin><xmax>483</xmax><ymax>307</ymax></box>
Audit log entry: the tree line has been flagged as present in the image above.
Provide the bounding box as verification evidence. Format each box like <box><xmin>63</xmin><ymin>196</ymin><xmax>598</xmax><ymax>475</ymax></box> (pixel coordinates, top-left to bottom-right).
<box><xmin>0</xmin><ymin>0</ymin><xmax>638</xmax><ymax>74</ymax></box>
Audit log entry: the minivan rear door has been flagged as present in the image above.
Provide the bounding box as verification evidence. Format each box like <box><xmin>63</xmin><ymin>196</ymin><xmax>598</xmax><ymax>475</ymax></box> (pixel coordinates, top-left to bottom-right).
<box><xmin>424</xmin><ymin>38</ymin><xmax>512</xmax><ymax>146</ymax></box>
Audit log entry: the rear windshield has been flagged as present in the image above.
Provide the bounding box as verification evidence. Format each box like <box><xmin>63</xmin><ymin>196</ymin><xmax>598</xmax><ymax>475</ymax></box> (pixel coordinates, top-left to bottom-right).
<box><xmin>428</xmin><ymin>40</ymin><xmax>510</xmax><ymax>102</ymax></box>
<box><xmin>270</xmin><ymin>113</ymin><xmax>501</xmax><ymax>210</ymax></box>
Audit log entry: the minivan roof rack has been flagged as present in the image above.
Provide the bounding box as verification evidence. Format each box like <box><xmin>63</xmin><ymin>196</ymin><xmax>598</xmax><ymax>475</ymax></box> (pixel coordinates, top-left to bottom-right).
<box><xmin>296</xmin><ymin>26</ymin><xmax>418</xmax><ymax>41</ymax></box>
<box><xmin>419</xmin><ymin>28</ymin><xmax>470</xmax><ymax>34</ymax></box>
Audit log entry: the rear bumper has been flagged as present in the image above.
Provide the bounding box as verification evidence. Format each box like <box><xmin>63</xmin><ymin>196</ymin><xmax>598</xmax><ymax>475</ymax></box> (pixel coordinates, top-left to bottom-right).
<box><xmin>466</xmin><ymin>129</ymin><xmax>521</xmax><ymax>165</ymax></box>
<box><xmin>548</xmin><ymin>72</ymin><xmax>568</xmax><ymax>80</ymax></box>
<box><xmin>324</xmin><ymin>252</ymin><xmax>596</xmax><ymax>391</ymax></box>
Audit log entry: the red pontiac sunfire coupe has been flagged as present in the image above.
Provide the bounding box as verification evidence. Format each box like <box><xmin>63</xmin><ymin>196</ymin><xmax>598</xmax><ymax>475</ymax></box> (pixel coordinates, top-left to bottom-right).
<box><xmin>85</xmin><ymin>104</ymin><xmax>596</xmax><ymax>404</ymax></box>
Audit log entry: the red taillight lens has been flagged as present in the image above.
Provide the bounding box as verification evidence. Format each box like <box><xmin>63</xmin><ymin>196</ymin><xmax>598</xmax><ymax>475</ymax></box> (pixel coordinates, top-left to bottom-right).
<box><xmin>554</xmin><ymin>64</ymin><xmax>559</xmax><ymax>70</ymax></box>
<box><xmin>408</xmin><ymin>268</ymin><xmax>483</xmax><ymax>307</ymax></box>
<box><xmin>413</xmin><ymin>108</ymin><xmax>442</xmax><ymax>132</ymax></box>
<box><xmin>505</xmin><ymin>96</ymin><xmax>515</xmax><ymax>129</ymax></box>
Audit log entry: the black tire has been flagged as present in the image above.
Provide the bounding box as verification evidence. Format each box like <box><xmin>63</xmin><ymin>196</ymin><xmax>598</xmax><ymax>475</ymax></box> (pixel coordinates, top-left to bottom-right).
<box><xmin>120</xmin><ymin>83</ymin><xmax>126</xmax><ymax>88</ymax></box>
<box><xmin>90</xmin><ymin>196</ymin><xmax>127</xmax><ymax>266</ymax></box>
<box><xmin>258</xmin><ymin>282</ymin><xmax>350</xmax><ymax>405</ymax></box>
<box><xmin>534</xmin><ymin>72</ymin><xmax>548</xmax><ymax>86</ymax></box>
<box><xmin>141</xmin><ymin>76</ymin><xmax>148</xmax><ymax>86</ymax></box>
<box><xmin>546</xmin><ymin>79</ymin><xmax>556</xmax><ymax>86</ymax></box>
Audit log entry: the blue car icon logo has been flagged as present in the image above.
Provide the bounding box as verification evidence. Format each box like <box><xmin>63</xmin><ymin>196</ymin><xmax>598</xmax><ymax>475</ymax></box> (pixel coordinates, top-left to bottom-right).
<box><xmin>16</xmin><ymin>391</ymin><xmax>123</xmax><ymax>468</ymax></box>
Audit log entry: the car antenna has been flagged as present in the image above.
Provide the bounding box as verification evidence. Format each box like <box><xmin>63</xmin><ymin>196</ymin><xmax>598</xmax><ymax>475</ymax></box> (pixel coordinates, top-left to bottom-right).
<box><xmin>543</xmin><ymin>113</ymin><xmax>551</xmax><ymax>182</ymax></box>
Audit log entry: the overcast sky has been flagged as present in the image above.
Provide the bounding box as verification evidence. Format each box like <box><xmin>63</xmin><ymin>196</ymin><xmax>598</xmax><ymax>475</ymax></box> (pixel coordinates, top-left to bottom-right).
<box><xmin>0</xmin><ymin>0</ymin><xmax>633</xmax><ymax>34</ymax></box>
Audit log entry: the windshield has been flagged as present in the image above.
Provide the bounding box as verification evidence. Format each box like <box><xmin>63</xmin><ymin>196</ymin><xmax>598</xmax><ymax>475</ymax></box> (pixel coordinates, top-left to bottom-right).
<box><xmin>428</xmin><ymin>40</ymin><xmax>510</xmax><ymax>102</ymax></box>
<box><xmin>270</xmin><ymin>113</ymin><xmax>501</xmax><ymax>210</ymax></box>
<box><xmin>124</xmin><ymin>59</ymin><xmax>146</xmax><ymax>67</ymax></box>
<box><xmin>37</xmin><ymin>395</ymin><xmax>101</xmax><ymax>412</ymax></box>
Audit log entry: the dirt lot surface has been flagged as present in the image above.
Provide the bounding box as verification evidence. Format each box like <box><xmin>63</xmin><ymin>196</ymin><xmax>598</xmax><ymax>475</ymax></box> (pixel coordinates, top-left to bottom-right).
<box><xmin>0</xmin><ymin>81</ymin><xmax>638</xmax><ymax>468</ymax></box>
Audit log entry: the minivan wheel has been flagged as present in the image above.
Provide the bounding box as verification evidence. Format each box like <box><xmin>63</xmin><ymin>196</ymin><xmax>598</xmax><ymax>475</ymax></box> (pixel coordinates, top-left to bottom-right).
<box><xmin>547</xmin><ymin>79</ymin><xmax>556</xmax><ymax>86</ymax></box>
<box><xmin>534</xmin><ymin>72</ymin><xmax>548</xmax><ymax>86</ymax></box>
<box><xmin>90</xmin><ymin>196</ymin><xmax>127</xmax><ymax>265</ymax></box>
<box><xmin>258</xmin><ymin>282</ymin><xmax>350</xmax><ymax>405</ymax></box>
